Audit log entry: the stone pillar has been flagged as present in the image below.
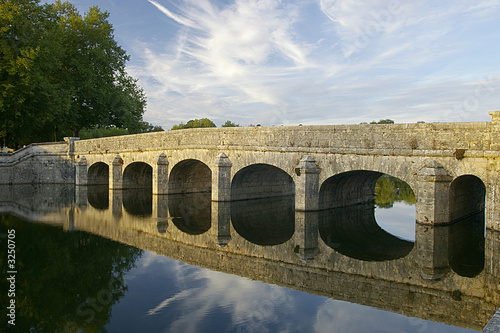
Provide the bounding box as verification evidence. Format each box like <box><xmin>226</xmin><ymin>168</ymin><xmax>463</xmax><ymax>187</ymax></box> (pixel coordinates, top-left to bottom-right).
<box><xmin>485</xmin><ymin>229</ymin><xmax>500</xmax><ymax>306</ymax></box>
<box><xmin>294</xmin><ymin>211</ymin><xmax>319</xmax><ymax>262</ymax></box>
<box><xmin>75</xmin><ymin>156</ymin><xmax>88</xmax><ymax>186</ymax></box>
<box><xmin>110</xmin><ymin>155</ymin><xmax>123</xmax><ymax>190</ymax></box>
<box><xmin>64</xmin><ymin>137</ymin><xmax>79</xmax><ymax>161</ymax></box>
<box><xmin>295</xmin><ymin>156</ymin><xmax>320</xmax><ymax>211</ymax></box>
<box><xmin>212</xmin><ymin>153</ymin><xmax>232</xmax><ymax>202</ymax></box>
<box><xmin>490</xmin><ymin>111</ymin><xmax>500</xmax><ymax>150</ymax></box>
<box><xmin>212</xmin><ymin>201</ymin><xmax>231</xmax><ymax>247</ymax></box>
<box><xmin>153</xmin><ymin>153</ymin><xmax>169</xmax><ymax>195</ymax></box>
<box><xmin>415</xmin><ymin>223</ymin><xmax>450</xmax><ymax>280</ymax></box>
<box><xmin>415</xmin><ymin>160</ymin><xmax>452</xmax><ymax>225</ymax></box>
<box><xmin>486</xmin><ymin>182</ymin><xmax>500</xmax><ymax>231</ymax></box>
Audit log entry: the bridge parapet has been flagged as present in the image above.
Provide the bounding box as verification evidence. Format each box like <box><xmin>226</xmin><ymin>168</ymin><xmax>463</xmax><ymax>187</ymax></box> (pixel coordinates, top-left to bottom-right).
<box><xmin>73</xmin><ymin>120</ymin><xmax>497</xmax><ymax>155</ymax></box>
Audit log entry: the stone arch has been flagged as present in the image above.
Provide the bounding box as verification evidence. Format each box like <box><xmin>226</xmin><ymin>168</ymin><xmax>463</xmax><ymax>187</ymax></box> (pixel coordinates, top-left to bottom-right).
<box><xmin>450</xmin><ymin>175</ymin><xmax>486</xmax><ymax>221</ymax></box>
<box><xmin>230</xmin><ymin>164</ymin><xmax>295</xmax><ymax>245</ymax></box>
<box><xmin>122</xmin><ymin>162</ymin><xmax>153</xmax><ymax>189</ymax></box>
<box><xmin>169</xmin><ymin>159</ymin><xmax>212</xmax><ymax>194</ymax></box>
<box><xmin>87</xmin><ymin>162</ymin><xmax>109</xmax><ymax>186</ymax></box>
<box><xmin>231</xmin><ymin>163</ymin><xmax>295</xmax><ymax>201</ymax></box>
<box><xmin>319</xmin><ymin>170</ymin><xmax>384</xmax><ymax>209</ymax></box>
<box><xmin>448</xmin><ymin>175</ymin><xmax>485</xmax><ymax>277</ymax></box>
<box><xmin>317</xmin><ymin>155</ymin><xmax>417</xmax><ymax>194</ymax></box>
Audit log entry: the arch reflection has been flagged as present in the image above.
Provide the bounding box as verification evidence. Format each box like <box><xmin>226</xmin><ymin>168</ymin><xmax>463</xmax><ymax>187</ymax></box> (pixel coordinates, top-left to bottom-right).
<box><xmin>448</xmin><ymin>213</ymin><xmax>485</xmax><ymax>278</ymax></box>
<box><xmin>123</xmin><ymin>189</ymin><xmax>152</xmax><ymax>216</ymax></box>
<box><xmin>168</xmin><ymin>193</ymin><xmax>211</xmax><ymax>235</ymax></box>
<box><xmin>231</xmin><ymin>196</ymin><xmax>295</xmax><ymax>246</ymax></box>
<box><xmin>87</xmin><ymin>185</ymin><xmax>109</xmax><ymax>210</ymax></box>
<box><xmin>319</xmin><ymin>203</ymin><xmax>414</xmax><ymax>261</ymax></box>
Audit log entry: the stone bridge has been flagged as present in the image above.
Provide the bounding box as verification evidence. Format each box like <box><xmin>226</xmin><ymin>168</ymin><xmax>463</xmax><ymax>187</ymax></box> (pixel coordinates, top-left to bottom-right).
<box><xmin>72</xmin><ymin>111</ymin><xmax>500</xmax><ymax>229</ymax></box>
<box><xmin>2</xmin><ymin>111</ymin><xmax>500</xmax><ymax>229</ymax></box>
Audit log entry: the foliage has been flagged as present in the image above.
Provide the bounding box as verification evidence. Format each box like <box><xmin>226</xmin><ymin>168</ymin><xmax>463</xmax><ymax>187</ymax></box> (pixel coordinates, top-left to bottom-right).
<box><xmin>134</xmin><ymin>121</ymin><xmax>164</xmax><ymax>134</ymax></box>
<box><xmin>0</xmin><ymin>214</ymin><xmax>142</xmax><ymax>332</ymax></box>
<box><xmin>374</xmin><ymin>175</ymin><xmax>416</xmax><ymax>208</ymax></box>
<box><xmin>221</xmin><ymin>120</ymin><xmax>240</xmax><ymax>127</ymax></box>
<box><xmin>171</xmin><ymin>118</ymin><xmax>216</xmax><ymax>130</ymax></box>
<box><xmin>0</xmin><ymin>0</ymin><xmax>147</xmax><ymax>146</ymax></box>
<box><xmin>1</xmin><ymin>0</ymin><xmax>63</xmax><ymax>146</ymax></box>
<box><xmin>78</xmin><ymin>126</ymin><xmax>129</xmax><ymax>139</ymax></box>
<box><xmin>78</xmin><ymin>121</ymin><xmax>163</xmax><ymax>139</ymax></box>
<box><xmin>370</xmin><ymin>119</ymin><xmax>395</xmax><ymax>124</ymax></box>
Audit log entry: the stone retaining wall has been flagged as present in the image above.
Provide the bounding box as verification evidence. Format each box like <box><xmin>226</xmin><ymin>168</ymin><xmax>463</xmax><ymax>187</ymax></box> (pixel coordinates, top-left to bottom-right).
<box><xmin>0</xmin><ymin>142</ymin><xmax>73</xmax><ymax>184</ymax></box>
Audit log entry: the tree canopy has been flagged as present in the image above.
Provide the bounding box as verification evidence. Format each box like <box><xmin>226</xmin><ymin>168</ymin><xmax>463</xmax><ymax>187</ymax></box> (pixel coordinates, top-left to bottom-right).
<box><xmin>370</xmin><ymin>119</ymin><xmax>395</xmax><ymax>124</ymax></box>
<box><xmin>222</xmin><ymin>120</ymin><xmax>240</xmax><ymax>127</ymax></box>
<box><xmin>0</xmin><ymin>0</ymin><xmax>148</xmax><ymax>146</ymax></box>
<box><xmin>171</xmin><ymin>118</ymin><xmax>216</xmax><ymax>130</ymax></box>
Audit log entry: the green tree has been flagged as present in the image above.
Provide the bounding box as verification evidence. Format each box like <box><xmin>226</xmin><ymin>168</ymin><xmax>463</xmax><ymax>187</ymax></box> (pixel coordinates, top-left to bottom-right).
<box><xmin>0</xmin><ymin>0</ymin><xmax>147</xmax><ymax>146</ymax></box>
<box><xmin>134</xmin><ymin>121</ymin><xmax>164</xmax><ymax>133</ymax></box>
<box><xmin>222</xmin><ymin>120</ymin><xmax>240</xmax><ymax>127</ymax></box>
<box><xmin>78</xmin><ymin>122</ymin><xmax>162</xmax><ymax>140</ymax></box>
<box><xmin>51</xmin><ymin>1</ymin><xmax>146</xmax><ymax>138</ymax></box>
<box><xmin>171</xmin><ymin>118</ymin><xmax>216</xmax><ymax>130</ymax></box>
<box><xmin>370</xmin><ymin>119</ymin><xmax>395</xmax><ymax>124</ymax></box>
<box><xmin>0</xmin><ymin>0</ymin><xmax>67</xmax><ymax>146</ymax></box>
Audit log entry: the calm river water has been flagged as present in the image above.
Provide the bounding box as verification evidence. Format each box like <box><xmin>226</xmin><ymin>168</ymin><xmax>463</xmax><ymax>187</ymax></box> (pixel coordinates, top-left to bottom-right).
<box><xmin>0</xmin><ymin>177</ymin><xmax>496</xmax><ymax>332</ymax></box>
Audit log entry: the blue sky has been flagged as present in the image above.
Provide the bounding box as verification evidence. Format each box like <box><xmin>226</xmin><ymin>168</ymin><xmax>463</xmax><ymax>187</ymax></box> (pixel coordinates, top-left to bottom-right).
<box><xmin>43</xmin><ymin>0</ymin><xmax>500</xmax><ymax>128</ymax></box>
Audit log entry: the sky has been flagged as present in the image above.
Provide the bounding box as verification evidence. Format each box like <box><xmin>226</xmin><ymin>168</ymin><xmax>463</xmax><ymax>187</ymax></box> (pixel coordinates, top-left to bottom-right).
<box><xmin>42</xmin><ymin>0</ymin><xmax>500</xmax><ymax>129</ymax></box>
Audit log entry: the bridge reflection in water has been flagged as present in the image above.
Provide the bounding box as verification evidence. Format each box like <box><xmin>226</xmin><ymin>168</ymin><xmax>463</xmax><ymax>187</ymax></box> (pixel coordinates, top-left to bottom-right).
<box><xmin>0</xmin><ymin>182</ymin><xmax>497</xmax><ymax>332</ymax></box>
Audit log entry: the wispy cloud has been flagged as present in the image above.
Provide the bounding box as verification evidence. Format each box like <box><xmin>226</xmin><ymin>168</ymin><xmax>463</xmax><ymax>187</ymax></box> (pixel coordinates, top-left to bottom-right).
<box><xmin>147</xmin><ymin>0</ymin><xmax>196</xmax><ymax>28</ymax></box>
<box><xmin>129</xmin><ymin>0</ymin><xmax>500</xmax><ymax>128</ymax></box>
<box><xmin>143</xmin><ymin>265</ymin><xmax>293</xmax><ymax>332</ymax></box>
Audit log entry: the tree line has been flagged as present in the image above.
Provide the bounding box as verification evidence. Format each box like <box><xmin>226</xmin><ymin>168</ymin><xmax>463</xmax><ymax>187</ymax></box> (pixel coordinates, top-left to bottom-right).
<box><xmin>1</xmin><ymin>0</ymin><xmax>160</xmax><ymax>148</ymax></box>
<box><xmin>171</xmin><ymin>118</ymin><xmax>240</xmax><ymax>130</ymax></box>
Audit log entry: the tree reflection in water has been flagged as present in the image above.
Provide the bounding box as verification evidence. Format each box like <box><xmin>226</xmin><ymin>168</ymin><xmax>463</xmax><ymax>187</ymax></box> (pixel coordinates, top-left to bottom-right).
<box><xmin>374</xmin><ymin>175</ymin><xmax>415</xmax><ymax>208</ymax></box>
<box><xmin>0</xmin><ymin>215</ymin><xmax>141</xmax><ymax>333</ymax></box>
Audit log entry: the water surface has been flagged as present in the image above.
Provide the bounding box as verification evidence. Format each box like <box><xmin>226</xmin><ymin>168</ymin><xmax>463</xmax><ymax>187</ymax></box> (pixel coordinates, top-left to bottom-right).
<box><xmin>0</xmin><ymin>181</ymin><xmax>496</xmax><ymax>332</ymax></box>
